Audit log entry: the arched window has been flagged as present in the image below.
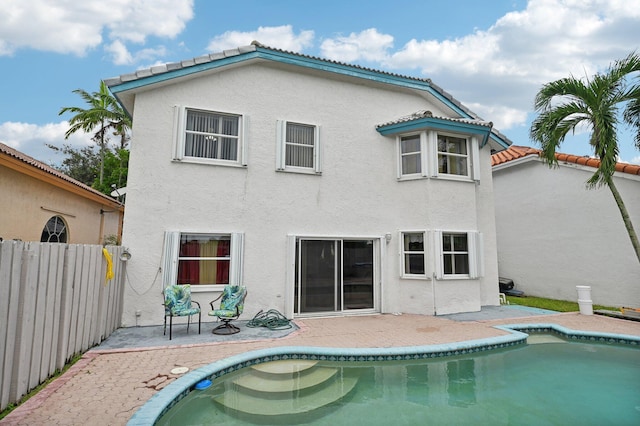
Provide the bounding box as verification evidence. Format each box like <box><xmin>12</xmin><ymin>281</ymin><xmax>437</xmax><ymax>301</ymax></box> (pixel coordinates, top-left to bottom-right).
<box><xmin>41</xmin><ymin>216</ymin><xmax>68</xmax><ymax>243</ymax></box>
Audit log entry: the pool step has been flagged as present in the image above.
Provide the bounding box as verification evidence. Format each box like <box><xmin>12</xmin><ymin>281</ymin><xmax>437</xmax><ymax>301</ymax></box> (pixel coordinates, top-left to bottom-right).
<box><xmin>234</xmin><ymin>366</ymin><xmax>338</xmax><ymax>393</ymax></box>
<box><xmin>213</xmin><ymin>360</ymin><xmax>358</xmax><ymax>417</ymax></box>
<box><xmin>250</xmin><ymin>359</ymin><xmax>318</xmax><ymax>375</ymax></box>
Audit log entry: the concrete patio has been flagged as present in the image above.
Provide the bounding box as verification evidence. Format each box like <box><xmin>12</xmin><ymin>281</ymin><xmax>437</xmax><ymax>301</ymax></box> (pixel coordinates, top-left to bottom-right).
<box><xmin>3</xmin><ymin>307</ymin><xmax>639</xmax><ymax>425</ymax></box>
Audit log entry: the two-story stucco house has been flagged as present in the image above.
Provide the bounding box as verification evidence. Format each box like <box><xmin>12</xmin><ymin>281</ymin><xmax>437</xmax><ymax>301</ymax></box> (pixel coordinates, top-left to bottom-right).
<box><xmin>106</xmin><ymin>42</ymin><xmax>511</xmax><ymax>327</ymax></box>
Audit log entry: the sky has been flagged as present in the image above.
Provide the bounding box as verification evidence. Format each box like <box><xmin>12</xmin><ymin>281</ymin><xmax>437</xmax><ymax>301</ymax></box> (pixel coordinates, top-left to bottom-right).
<box><xmin>1</xmin><ymin>0</ymin><xmax>639</xmax><ymax>166</ymax></box>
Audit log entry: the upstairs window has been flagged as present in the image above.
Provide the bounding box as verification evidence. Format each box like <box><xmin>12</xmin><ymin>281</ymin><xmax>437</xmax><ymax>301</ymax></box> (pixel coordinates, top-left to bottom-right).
<box><xmin>400</xmin><ymin>135</ymin><xmax>423</xmax><ymax>176</ymax></box>
<box><xmin>276</xmin><ymin>120</ymin><xmax>321</xmax><ymax>174</ymax></box>
<box><xmin>173</xmin><ymin>107</ymin><xmax>246</xmax><ymax>166</ymax></box>
<box><xmin>438</xmin><ymin>135</ymin><xmax>469</xmax><ymax>176</ymax></box>
<box><xmin>395</xmin><ymin>131</ymin><xmax>480</xmax><ymax>181</ymax></box>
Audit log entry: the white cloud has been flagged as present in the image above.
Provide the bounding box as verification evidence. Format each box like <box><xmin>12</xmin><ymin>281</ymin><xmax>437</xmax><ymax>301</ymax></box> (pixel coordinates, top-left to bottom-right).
<box><xmin>320</xmin><ymin>28</ymin><xmax>394</xmax><ymax>63</ymax></box>
<box><xmin>206</xmin><ymin>25</ymin><xmax>314</xmax><ymax>53</ymax></box>
<box><xmin>104</xmin><ymin>41</ymin><xmax>167</xmax><ymax>66</ymax></box>
<box><xmin>465</xmin><ymin>103</ymin><xmax>528</xmax><ymax>130</ymax></box>
<box><xmin>353</xmin><ymin>0</ymin><xmax>640</xmax><ymax>132</ymax></box>
<box><xmin>0</xmin><ymin>0</ymin><xmax>193</xmax><ymax>57</ymax></box>
<box><xmin>104</xmin><ymin>40</ymin><xmax>133</xmax><ymax>65</ymax></box>
<box><xmin>0</xmin><ymin>121</ymin><xmax>93</xmax><ymax>165</ymax></box>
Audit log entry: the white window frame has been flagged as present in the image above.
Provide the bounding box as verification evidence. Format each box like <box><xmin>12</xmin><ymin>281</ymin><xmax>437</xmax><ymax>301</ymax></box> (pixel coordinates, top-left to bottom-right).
<box><xmin>397</xmin><ymin>132</ymin><xmax>428</xmax><ymax>180</ymax></box>
<box><xmin>162</xmin><ymin>231</ymin><xmax>244</xmax><ymax>292</ymax></box>
<box><xmin>173</xmin><ymin>106</ymin><xmax>247</xmax><ymax>167</ymax></box>
<box><xmin>396</xmin><ymin>130</ymin><xmax>480</xmax><ymax>182</ymax></box>
<box><xmin>433</xmin><ymin>230</ymin><xmax>483</xmax><ymax>280</ymax></box>
<box><xmin>276</xmin><ymin>120</ymin><xmax>321</xmax><ymax>174</ymax></box>
<box><xmin>400</xmin><ymin>230</ymin><xmax>428</xmax><ymax>278</ymax></box>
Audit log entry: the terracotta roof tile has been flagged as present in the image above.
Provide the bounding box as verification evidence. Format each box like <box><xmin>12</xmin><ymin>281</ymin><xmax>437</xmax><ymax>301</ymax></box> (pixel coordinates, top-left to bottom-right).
<box><xmin>491</xmin><ymin>145</ymin><xmax>540</xmax><ymax>166</ymax></box>
<box><xmin>492</xmin><ymin>145</ymin><xmax>640</xmax><ymax>176</ymax></box>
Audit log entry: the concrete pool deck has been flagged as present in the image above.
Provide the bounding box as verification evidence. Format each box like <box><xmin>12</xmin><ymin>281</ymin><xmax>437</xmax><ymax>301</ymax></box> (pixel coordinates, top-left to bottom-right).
<box><xmin>3</xmin><ymin>307</ymin><xmax>640</xmax><ymax>425</ymax></box>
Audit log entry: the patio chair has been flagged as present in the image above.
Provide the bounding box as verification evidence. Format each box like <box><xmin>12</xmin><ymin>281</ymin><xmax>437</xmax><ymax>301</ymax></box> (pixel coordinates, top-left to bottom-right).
<box><xmin>163</xmin><ymin>284</ymin><xmax>201</xmax><ymax>340</ymax></box>
<box><xmin>209</xmin><ymin>285</ymin><xmax>247</xmax><ymax>335</ymax></box>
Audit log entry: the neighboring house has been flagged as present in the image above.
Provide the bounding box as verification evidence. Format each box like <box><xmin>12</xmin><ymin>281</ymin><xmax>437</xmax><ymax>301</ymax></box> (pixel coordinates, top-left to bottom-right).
<box><xmin>0</xmin><ymin>142</ymin><xmax>123</xmax><ymax>244</ymax></box>
<box><xmin>106</xmin><ymin>42</ymin><xmax>511</xmax><ymax>327</ymax></box>
<box><xmin>492</xmin><ymin>145</ymin><xmax>640</xmax><ymax>308</ymax></box>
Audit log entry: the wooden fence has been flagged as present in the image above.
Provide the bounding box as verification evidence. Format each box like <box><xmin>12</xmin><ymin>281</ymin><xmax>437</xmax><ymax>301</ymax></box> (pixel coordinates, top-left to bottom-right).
<box><xmin>0</xmin><ymin>241</ymin><xmax>126</xmax><ymax>411</ymax></box>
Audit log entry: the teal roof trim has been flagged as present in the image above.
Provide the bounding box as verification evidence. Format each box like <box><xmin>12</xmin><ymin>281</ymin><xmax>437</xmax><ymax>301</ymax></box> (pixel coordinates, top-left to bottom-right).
<box><xmin>376</xmin><ymin>117</ymin><xmax>491</xmax><ymax>136</ymax></box>
<box><xmin>108</xmin><ymin>53</ymin><xmax>259</xmax><ymax>94</ymax></box>
<box><xmin>108</xmin><ymin>46</ymin><xmax>470</xmax><ymax>118</ymax></box>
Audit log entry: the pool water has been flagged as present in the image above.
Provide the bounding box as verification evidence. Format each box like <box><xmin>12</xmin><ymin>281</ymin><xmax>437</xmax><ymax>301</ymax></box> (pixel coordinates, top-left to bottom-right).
<box><xmin>157</xmin><ymin>339</ymin><xmax>640</xmax><ymax>425</ymax></box>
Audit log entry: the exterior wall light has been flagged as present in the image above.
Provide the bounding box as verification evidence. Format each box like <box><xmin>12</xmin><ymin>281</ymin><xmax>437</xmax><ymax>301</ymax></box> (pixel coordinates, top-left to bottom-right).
<box><xmin>119</xmin><ymin>248</ymin><xmax>132</xmax><ymax>262</ymax></box>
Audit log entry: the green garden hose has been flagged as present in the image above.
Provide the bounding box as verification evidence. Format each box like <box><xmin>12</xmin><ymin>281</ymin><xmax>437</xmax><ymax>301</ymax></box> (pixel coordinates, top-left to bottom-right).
<box><xmin>246</xmin><ymin>309</ymin><xmax>293</xmax><ymax>330</ymax></box>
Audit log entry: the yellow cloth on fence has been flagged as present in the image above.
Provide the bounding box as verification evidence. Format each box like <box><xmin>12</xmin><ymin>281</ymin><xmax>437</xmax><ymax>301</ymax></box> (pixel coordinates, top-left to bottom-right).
<box><xmin>102</xmin><ymin>248</ymin><xmax>114</xmax><ymax>282</ymax></box>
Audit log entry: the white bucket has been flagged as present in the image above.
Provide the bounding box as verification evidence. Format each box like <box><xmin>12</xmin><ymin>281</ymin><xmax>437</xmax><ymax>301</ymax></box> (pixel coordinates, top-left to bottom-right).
<box><xmin>576</xmin><ymin>285</ymin><xmax>592</xmax><ymax>301</ymax></box>
<box><xmin>576</xmin><ymin>286</ymin><xmax>593</xmax><ymax>315</ymax></box>
<box><xmin>578</xmin><ymin>299</ymin><xmax>593</xmax><ymax>315</ymax></box>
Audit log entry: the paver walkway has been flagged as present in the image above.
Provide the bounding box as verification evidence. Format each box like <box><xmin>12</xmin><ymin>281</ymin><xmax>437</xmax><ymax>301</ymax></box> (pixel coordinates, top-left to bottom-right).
<box><xmin>2</xmin><ymin>312</ymin><xmax>639</xmax><ymax>425</ymax></box>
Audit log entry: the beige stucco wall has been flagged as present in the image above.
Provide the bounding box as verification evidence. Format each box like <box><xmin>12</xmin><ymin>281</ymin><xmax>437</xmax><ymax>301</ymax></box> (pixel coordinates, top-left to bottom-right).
<box><xmin>0</xmin><ymin>165</ymin><xmax>122</xmax><ymax>244</ymax></box>
<box><xmin>119</xmin><ymin>62</ymin><xmax>501</xmax><ymax>326</ymax></box>
<box><xmin>493</xmin><ymin>159</ymin><xmax>640</xmax><ymax>308</ymax></box>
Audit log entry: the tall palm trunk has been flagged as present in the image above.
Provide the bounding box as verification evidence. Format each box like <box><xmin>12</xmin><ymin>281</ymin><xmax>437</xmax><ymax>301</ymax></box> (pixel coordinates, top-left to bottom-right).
<box><xmin>607</xmin><ymin>178</ymin><xmax>640</xmax><ymax>262</ymax></box>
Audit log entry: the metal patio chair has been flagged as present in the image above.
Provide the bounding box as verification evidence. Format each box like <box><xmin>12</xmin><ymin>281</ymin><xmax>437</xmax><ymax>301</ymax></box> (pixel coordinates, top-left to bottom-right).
<box><xmin>209</xmin><ymin>285</ymin><xmax>247</xmax><ymax>335</ymax></box>
<box><xmin>163</xmin><ymin>284</ymin><xmax>201</xmax><ymax>340</ymax></box>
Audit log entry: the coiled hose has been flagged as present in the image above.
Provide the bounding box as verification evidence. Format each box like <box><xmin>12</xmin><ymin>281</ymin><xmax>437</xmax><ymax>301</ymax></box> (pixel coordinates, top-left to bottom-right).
<box><xmin>246</xmin><ymin>309</ymin><xmax>292</xmax><ymax>330</ymax></box>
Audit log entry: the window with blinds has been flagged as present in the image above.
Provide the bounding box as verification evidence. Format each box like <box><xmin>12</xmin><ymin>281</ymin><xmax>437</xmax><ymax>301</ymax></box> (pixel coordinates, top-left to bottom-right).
<box><xmin>276</xmin><ymin>120</ymin><xmax>321</xmax><ymax>174</ymax></box>
<box><xmin>173</xmin><ymin>106</ymin><xmax>246</xmax><ymax>166</ymax></box>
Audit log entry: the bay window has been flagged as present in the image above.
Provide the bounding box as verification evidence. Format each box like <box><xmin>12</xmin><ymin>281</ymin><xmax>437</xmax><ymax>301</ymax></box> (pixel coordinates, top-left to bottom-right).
<box><xmin>438</xmin><ymin>135</ymin><xmax>469</xmax><ymax>176</ymax></box>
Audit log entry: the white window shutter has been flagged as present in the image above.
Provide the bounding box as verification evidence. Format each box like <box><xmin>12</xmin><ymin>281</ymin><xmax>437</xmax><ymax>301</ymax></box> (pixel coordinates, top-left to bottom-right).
<box><xmin>398</xmin><ymin>231</ymin><xmax>404</xmax><ymax>277</ymax></box>
<box><xmin>433</xmin><ymin>230</ymin><xmax>443</xmax><ymax>279</ymax></box>
<box><xmin>230</xmin><ymin>232</ymin><xmax>244</xmax><ymax>285</ymax></box>
<box><xmin>471</xmin><ymin>136</ymin><xmax>481</xmax><ymax>182</ymax></box>
<box><xmin>172</xmin><ymin>106</ymin><xmax>185</xmax><ymax>160</ymax></box>
<box><xmin>421</xmin><ymin>132</ymin><xmax>429</xmax><ymax>177</ymax></box>
<box><xmin>395</xmin><ymin>136</ymin><xmax>402</xmax><ymax>179</ymax></box>
<box><xmin>240</xmin><ymin>115</ymin><xmax>248</xmax><ymax>166</ymax></box>
<box><xmin>468</xmin><ymin>231</ymin><xmax>484</xmax><ymax>278</ymax></box>
<box><xmin>162</xmin><ymin>231</ymin><xmax>180</xmax><ymax>287</ymax></box>
<box><xmin>275</xmin><ymin>120</ymin><xmax>286</xmax><ymax>170</ymax></box>
<box><xmin>314</xmin><ymin>125</ymin><xmax>322</xmax><ymax>174</ymax></box>
<box><xmin>427</xmin><ymin>131</ymin><xmax>438</xmax><ymax>177</ymax></box>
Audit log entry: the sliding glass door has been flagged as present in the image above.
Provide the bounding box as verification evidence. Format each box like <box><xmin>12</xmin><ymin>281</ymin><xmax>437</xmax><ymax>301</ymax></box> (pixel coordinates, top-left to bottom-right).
<box><xmin>295</xmin><ymin>238</ymin><xmax>375</xmax><ymax>315</ymax></box>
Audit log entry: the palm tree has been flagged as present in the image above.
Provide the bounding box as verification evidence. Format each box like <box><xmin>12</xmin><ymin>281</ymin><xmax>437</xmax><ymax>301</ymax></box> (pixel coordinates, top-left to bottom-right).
<box><xmin>59</xmin><ymin>81</ymin><xmax>131</xmax><ymax>185</ymax></box>
<box><xmin>530</xmin><ymin>52</ymin><xmax>640</xmax><ymax>263</ymax></box>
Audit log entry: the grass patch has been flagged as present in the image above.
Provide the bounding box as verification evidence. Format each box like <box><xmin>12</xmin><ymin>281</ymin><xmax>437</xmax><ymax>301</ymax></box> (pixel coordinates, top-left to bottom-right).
<box><xmin>506</xmin><ymin>295</ymin><xmax>618</xmax><ymax>312</ymax></box>
<box><xmin>0</xmin><ymin>353</ymin><xmax>83</xmax><ymax>421</ymax></box>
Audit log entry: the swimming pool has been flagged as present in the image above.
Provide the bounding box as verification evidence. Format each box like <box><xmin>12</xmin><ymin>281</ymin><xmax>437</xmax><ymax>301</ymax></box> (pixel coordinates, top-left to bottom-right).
<box><xmin>128</xmin><ymin>324</ymin><xmax>640</xmax><ymax>425</ymax></box>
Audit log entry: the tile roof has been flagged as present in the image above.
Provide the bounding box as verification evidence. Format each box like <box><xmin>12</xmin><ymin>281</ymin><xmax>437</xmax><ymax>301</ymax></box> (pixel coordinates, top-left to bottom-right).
<box><xmin>491</xmin><ymin>145</ymin><xmax>640</xmax><ymax>176</ymax></box>
<box><xmin>375</xmin><ymin>109</ymin><xmax>493</xmax><ymax>129</ymax></box>
<box><xmin>104</xmin><ymin>41</ymin><xmax>512</xmax><ymax>148</ymax></box>
<box><xmin>0</xmin><ymin>142</ymin><xmax>123</xmax><ymax>204</ymax></box>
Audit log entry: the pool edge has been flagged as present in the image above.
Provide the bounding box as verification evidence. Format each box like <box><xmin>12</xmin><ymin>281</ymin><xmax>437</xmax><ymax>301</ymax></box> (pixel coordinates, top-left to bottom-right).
<box><xmin>127</xmin><ymin>324</ymin><xmax>640</xmax><ymax>425</ymax></box>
